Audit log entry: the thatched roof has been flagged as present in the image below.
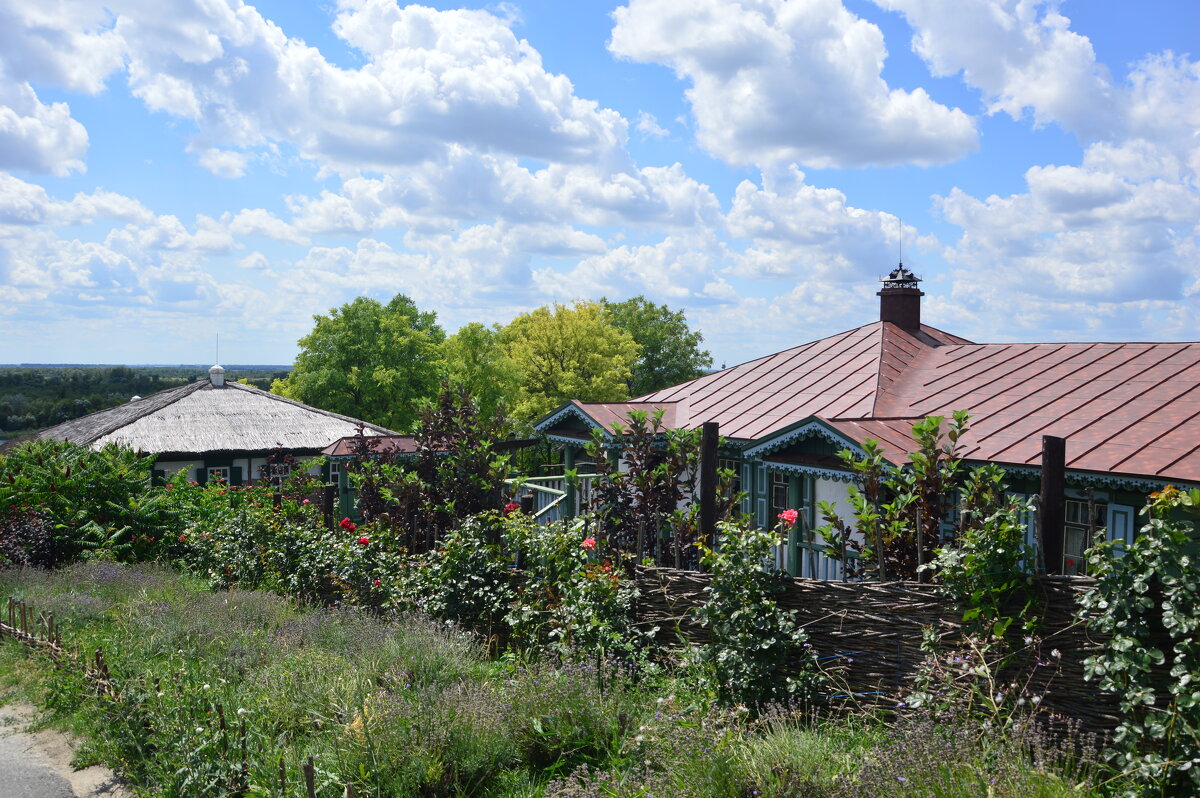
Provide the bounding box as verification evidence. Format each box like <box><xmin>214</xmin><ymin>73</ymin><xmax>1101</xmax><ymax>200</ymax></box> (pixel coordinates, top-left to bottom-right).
<box><xmin>33</xmin><ymin>380</ymin><xmax>395</xmax><ymax>455</ymax></box>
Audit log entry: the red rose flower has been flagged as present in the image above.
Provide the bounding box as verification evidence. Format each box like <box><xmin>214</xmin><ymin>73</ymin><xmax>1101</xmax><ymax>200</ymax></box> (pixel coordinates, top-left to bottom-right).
<box><xmin>358</xmin><ymin>536</ymin><xmax>370</xmax><ymax>546</ymax></box>
<box><xmin>372</xmin><ymin>579</ymin><xmax>380</xmax><ymax>587</ymax></box>
<box><xmin>503</xmin><ymin>501</ymin><xmax>520</xmax><ymax>516</ymax></box>
<box><xmin>340</xmin><ymin>517</ymin><xmax>355</xmax><ymax>530</ymax></box>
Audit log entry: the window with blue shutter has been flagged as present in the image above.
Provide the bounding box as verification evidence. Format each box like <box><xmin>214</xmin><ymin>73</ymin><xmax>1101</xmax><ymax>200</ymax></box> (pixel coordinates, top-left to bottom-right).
<box><xmin>1105</xmin><ymin>503</ymin><xmax>1137</xmax><ymax>556</ymax></box>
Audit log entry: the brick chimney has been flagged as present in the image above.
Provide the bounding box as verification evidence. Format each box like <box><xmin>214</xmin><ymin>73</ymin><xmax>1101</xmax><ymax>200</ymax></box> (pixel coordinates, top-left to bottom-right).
<box><xmin>878</xmin><ymin>264</ymin><xmax>924</xmax><ymax>332</ymax></box>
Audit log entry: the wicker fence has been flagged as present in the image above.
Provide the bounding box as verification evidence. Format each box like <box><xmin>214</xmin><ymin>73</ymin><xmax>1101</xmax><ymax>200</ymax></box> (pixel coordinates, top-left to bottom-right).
<box><xmin>633</xmin><ymin>567</ymin><xmax>1123</xmax><ymax>734</ymax></box>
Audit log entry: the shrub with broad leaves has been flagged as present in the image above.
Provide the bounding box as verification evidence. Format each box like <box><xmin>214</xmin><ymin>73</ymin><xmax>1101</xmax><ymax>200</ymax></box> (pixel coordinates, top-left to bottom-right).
<box><xmin>1077</xmin><ymin>485</ymin><xmax>1200</xmax><ymax>796</ymax></box>
<box><xmin>695</xmin><ymin>520</ymin><xmax>823</xmax><ymax>707</ymax></box>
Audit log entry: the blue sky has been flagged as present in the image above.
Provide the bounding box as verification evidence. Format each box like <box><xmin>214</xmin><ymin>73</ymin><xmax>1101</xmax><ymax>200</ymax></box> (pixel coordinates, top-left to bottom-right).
<box><xmin>0</xmin><ymin>0</ymin><xmax>1196</xmax><ymax>367</ymax></box>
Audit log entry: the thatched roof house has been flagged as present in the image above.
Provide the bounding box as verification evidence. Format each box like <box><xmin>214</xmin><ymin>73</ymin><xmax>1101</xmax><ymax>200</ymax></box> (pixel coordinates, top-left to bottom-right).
<box><xmin>31</xmin><ymin>365</ymin><xmax>394</xmax><ymax>485</ymax></box>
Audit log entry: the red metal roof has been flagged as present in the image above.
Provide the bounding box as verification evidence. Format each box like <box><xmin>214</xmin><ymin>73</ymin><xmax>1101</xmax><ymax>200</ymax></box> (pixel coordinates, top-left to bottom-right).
<box><xmin>322</xmin><ymin>435</ymin><xmax>419</xmax><ymax>457</ymax></box>
<box><xmin>554</xmin><ymin>321</ymin><xmax>1200</xmax><ymax>485</ymax></box>
<box><xmin>880</xmin><ymin>340</ymin><xmax>1200</xmax><ymax>482</ymax></box>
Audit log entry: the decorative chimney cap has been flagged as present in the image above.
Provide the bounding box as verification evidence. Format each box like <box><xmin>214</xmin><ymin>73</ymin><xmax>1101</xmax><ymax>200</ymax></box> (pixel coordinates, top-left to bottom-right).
<box><xmin>209</xmin><ymin>364</ymin><xmax>226</xmax><ymax>387</ymax></box>
<box><xmin>880</xmin><ymin>263</ymin><xmax>921</xmax><ymax>290</ymax></box>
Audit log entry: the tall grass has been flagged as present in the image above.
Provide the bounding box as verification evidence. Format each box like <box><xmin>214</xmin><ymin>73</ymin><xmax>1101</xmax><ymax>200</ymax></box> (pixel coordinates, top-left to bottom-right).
<box><xmin>0</xmin><ymin>563</ymin><xmax>1116</xmax><ymax>797</ymax></box>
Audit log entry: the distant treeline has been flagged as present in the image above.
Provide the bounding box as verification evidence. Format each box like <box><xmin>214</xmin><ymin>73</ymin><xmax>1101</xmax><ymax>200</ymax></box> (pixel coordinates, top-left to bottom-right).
<box><xmin>0</xmin><ymin>365</ymin><xmax>291</xmax><ymax>435</ymax></box>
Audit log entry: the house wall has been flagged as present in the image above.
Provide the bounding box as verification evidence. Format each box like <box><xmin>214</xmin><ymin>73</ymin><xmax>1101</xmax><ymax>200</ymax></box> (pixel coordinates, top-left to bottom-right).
<box><xmin>152</xmin><ymin>453</ymin><xmax>328</xmax><ymax>485</ymax></box>
<box><xmin>814</xmin><ymin>477</ymin><xmax>859</xmax><ymax>541</ymax></box>
<box><xmin>154</xmin><ymin>459</ymin><xmax>202</xmax><ymax>481</ymax></box>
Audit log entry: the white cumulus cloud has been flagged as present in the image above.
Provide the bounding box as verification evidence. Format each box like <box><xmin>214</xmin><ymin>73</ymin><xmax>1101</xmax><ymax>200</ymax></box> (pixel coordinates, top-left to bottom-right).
<box><xmin>0</xmin><ymin>78</ymin><xmax>89</xmax><ymax>176</ymax></box>
<box><xmin>610</xmin><ymin>0</ymin><xmax>978</xmax><ymax>168</ymax></box>
<box><xmin>873</xmin><ymin>0</ymin><xmax>1114</xmax><ymax>136</ymax></box>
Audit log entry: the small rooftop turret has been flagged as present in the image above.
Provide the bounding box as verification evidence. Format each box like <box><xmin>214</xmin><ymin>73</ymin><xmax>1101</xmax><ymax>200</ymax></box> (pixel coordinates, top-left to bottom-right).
<box><xmin>209</xmin><ymin>364</ymin><xmax>226</xmax><ymax>387</ymax></box>
<box><xmin>878</xmin><ymin>263</ymin><xmax>924</xmax><ymax>332</ymax></box>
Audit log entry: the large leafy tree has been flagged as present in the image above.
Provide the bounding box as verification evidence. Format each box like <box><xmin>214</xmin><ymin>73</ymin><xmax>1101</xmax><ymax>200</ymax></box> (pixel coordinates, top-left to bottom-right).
<box><xmin>272</xmin><ymin>294</ymin><xmax>445</xmax><ymax>431</ymax></box>
<box><xmin>441</xmin><ymin>323</ymin><xmax>522</xmax><ymax>422</ymax></box>
<box><xmin>603</xmin><ymin>296</ymin><xmax>712</xmax><ymax>396</ymax></box>
<box><xmin>498</xmin><ymin>301</ymin><xmax>640</xmax><ymax>421</ymax></box>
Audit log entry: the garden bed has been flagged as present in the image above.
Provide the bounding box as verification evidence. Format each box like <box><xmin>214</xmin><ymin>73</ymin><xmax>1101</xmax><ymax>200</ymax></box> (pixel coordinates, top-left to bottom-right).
<box><xmin>0</xmin><ymin>562</ymin><xmax>1114</xmax><ymax>798</ymax></box>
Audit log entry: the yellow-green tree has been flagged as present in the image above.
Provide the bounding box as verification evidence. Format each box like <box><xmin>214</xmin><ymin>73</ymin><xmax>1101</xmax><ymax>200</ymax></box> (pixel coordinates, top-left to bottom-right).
<box><xmin>441</xmin><ymin>322</ymin><xmax>522</xmax><ymax>421</ymax></box>
<box><xmin>272</xmin><ymin>294</ymin><xmax>444</xmax><ymax>431</ymax></box>
<box><xmin>602</xmin><ymin>296</ymin><xmax>712</xmax><ymax>396</ymax></box>
<box><xmin>498</xmin><ymin>301</ymin><xmax>640</xmax><ymax>421</ymax></box>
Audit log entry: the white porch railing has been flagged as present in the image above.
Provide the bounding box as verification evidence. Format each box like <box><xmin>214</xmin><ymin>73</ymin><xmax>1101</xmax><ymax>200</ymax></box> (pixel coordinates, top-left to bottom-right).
<box><xmin>507</xmin><ymin>473</ymin><xmax>599</xmax><ymax>523</ymax></box>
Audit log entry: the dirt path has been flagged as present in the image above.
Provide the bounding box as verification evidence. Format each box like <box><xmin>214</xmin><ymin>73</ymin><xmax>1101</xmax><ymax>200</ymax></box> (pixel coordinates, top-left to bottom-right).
<box><xmin>0</xmin><ymin>701</ymin><xmax>133</xmax><ymax>798</ymax></box>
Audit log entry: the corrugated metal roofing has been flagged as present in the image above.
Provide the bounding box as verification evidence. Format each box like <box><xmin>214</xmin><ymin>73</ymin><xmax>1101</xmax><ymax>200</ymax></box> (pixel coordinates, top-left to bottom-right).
<box><xmin>560</xmin><ymin>321</ymin><xmax>1200</xmax><ymax>485</ymax></box>
<box><xmin>883</xmin><ymin>340</ymin><xmax>1200</xmax><ymax>481</ymax></box>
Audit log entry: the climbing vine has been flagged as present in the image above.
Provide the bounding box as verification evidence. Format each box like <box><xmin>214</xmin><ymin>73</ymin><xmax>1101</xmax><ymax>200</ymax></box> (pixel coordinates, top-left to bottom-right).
<box><xmin>1077</xmin><ymin>485</ymin><xmax>1200</xmax><ymax>796</ymax></box>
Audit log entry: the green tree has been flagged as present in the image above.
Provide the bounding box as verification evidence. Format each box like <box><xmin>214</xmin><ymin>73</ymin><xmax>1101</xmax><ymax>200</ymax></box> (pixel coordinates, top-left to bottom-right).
<box><xmin>272</xmin><ymin>294</ymin><xmax>444</xmax><ymax>431</ymax></box>
<box><xmin>602</xmin><ymin>296</ymin><xmax>712</xmax><ymax>396</ymax></box>
<box><xmin>441</xmin><ymin>322</ymin><xmax>522</xmax><ymax>421</ymax></box>
<box><xmin>498</xmin><ymin>301</ymin><xmax>640</xmax><ymax>421</ymax></box>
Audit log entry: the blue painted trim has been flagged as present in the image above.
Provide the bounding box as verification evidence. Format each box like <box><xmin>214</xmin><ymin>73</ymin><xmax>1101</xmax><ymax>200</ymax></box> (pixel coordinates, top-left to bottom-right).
<box><xmin>763</xmin><ymin>460</ymin><xmax>857</xmax><ymax>483</ymax></box>
<box><xmin>995</xmin><ymin>464</ymin><xmax>1186</xmax><ymax>492</ymax></box>
<box><xmin>545</xmin><ymin>434</ymin><xmax>596</xmax><ymax>448</ymax></box>
<box><xmin>535</xmin><ymin>403</ymin><xmax>611</xmax><ymax>441</ymax></box>
<box><xmin>743</xmin><ymin>419</ymin><xmax>869</xmax><ymax>459</ymax></box>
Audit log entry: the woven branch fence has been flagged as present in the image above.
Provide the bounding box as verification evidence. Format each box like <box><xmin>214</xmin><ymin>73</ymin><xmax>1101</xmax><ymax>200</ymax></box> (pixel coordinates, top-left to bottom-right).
<box><xmin>633</xmin><ymin>567</ymin><xmax>1124</xmax><ymax>735</ymax></box>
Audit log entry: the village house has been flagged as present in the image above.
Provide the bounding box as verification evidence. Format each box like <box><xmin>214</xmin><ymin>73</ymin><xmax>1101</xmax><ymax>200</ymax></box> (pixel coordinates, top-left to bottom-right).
<box><xmin>30</xmin><ymin>365</ymin><xmax>394</xmax><ymax>486</ymax></box>
<box><xmin>534</xmin><ymin>268</ymin><xmax>1200</xmax><ymax>577</ymax></box>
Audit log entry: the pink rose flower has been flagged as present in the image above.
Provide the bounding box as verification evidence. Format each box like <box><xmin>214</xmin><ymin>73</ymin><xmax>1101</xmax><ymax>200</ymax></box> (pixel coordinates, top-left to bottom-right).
<box><xmin>777</xmin><ymin>509</ymin><xmax>799</xmax><ymax>527</ymax></box>
<box><xmin>582</xmin><ymin>537</ymin><xmax>597</xmax><ymax>550</ymax></box>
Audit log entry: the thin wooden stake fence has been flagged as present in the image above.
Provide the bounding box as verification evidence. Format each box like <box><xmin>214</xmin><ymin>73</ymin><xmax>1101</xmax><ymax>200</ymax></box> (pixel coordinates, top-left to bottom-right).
<box><xmin>0</xmin><ymin>595</ymin><xmax>376</xmax><ymax>797</ymax></box>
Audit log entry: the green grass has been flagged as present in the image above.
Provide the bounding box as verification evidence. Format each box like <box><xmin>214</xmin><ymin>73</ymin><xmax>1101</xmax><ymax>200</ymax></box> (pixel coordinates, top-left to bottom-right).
<box><xmin>0</xmin><ymin>563</ymin><xmax>1118</xmax><ymax>798</ymax></box>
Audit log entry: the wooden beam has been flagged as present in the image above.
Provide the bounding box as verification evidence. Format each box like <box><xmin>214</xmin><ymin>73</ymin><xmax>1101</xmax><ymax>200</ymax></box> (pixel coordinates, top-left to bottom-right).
<box><xmin>563</xmin><ymin>445</ymin><xmax>577</xmax><ymax>519</ymax></box>
<box><xmin>1040</xmin><ymin>435</ymin><xmax>1066</xmax><ymax>575</ymax></box>
<box><xmin>699</xmin><ymin>422</ymin><xmax>719</xmax><ymax>561</ymax></box>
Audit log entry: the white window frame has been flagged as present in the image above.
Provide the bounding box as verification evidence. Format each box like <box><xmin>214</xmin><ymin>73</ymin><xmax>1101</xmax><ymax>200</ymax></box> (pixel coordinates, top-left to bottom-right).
<box><xmin>268</xmin><ymin>462</ymin><xmax>289</xmax><ymax>487</ymax></box>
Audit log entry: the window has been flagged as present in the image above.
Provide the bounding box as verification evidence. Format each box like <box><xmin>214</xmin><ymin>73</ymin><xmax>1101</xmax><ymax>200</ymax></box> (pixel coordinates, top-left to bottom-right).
<box><xmin>329</xmin><ymin>462</ymin><xmax>341</xmax><ymax>486</ymax></box>
<box><xmin>718</xmin><ymin>457</ymin><xmax>742</xmax><ymax>496</ymax></box>
<box><xmin>1063</xmin><ymin>498</ymin><xmax>1105</xmax><ymax>575</ymax></box>
<box><xmin>268</xmin><ymin>462</ymin><xmax>289</xmax><ymax>487</ymax></box>
<box><xmin>770</xmin><ymin>471</ymin><xmax>791</xmax><ymax>518</ymax></box>
<box><xmin>206</xmin><ymin>467</ymin><xmax>230</xmax><ymax>484</ymax></box>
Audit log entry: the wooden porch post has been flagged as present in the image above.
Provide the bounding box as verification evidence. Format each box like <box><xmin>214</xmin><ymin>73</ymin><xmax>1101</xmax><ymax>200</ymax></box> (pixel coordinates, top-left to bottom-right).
<box><xmin>786</xmin><ymin>473</ymin><xmax>801</xmax><ymax>576</ymax></box>
<box><xmin>563</xmin><ymin>445</ymin><xmax>577</xmax><ymax>519</ymax></box>
<box><xmin>1040</xmin><ymin>435</ymin><xmax>1066</xmax><ymax>575</ymax></box>
<box><xmin>699</xmin><ymin>422</ymin><xmax>719</xmax><ymax>565</ymax></box>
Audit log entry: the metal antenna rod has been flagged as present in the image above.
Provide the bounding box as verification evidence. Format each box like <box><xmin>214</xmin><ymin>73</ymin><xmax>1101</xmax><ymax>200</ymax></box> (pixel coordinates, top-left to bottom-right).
<box><xmin>898</xmin><ymin>216</ymin><xmax>903</xmax><ymax>265</ymax></box>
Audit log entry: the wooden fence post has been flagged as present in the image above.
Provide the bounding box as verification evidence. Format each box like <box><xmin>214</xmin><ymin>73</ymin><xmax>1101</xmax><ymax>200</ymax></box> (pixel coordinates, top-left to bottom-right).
<box><xmin>698</xmin><ymin>422</ymin><xmax>719</xmax><ymax>569</ymax></box>
<box><xmin>1040</xmin><ymin>435</ymin><xmax>1066</xmax><ymax>575</ymax></box>
<box><xmin>322</xmin><ymin>483</ymin><xmax>336</xmax><ymax>528</ymax></box>
<box><xmin>303</xmin><ymin>755</ymin><xmax>316</xmax><ymax>798</ymax></box>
